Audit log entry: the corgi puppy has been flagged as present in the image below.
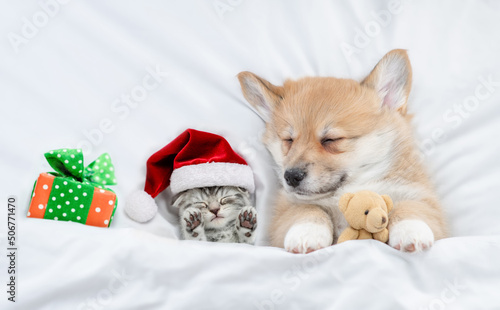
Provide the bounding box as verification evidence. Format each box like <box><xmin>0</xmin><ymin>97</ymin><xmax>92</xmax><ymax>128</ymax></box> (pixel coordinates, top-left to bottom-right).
<box><xmin>238</xmin><ymin>49</ymin><xmax>447</xmax><ymax>253</ymax></box>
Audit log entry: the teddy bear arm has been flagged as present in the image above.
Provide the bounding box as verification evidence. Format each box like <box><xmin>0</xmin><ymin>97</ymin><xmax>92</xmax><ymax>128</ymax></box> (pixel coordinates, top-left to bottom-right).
<box><xmin>358</xmin><ymin>229</ymin><xmax>374</xmax><ymax>240</ymax></box>
<box><xmin>373</xmin><ymin>228</ymin><xmax>389</xmax><ymax>243</ymax></box>
<box><xmin>337</xmin><ymin>227</ymin><xmax>360</xmax><ymax>243</ymax></box>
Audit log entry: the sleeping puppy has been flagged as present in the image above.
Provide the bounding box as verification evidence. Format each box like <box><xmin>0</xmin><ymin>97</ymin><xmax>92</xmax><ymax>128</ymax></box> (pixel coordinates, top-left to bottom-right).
<box><xmin>237</xmin><ymin>49</ymin><xmax>448</xmax><ymax>253</ymax></box>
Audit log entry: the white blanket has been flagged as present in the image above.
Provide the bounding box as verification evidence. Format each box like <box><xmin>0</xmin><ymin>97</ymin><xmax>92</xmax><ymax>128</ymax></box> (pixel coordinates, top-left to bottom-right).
<box><xmin>2</xmin><ymin>1</ymin><xmax>500</xmax><ymax>309</ymax></box>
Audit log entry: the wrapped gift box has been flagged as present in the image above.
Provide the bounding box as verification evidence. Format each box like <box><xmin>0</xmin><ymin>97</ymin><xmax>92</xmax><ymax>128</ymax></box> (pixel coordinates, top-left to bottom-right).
<box><xmin>27</xmin><ymin>149</ymin><xmax>118</xmax><ymax>228</ymax></box>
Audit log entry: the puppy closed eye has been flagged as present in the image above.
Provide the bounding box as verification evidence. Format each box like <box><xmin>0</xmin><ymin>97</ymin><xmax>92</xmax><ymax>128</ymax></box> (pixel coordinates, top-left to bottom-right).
<box><xmin>321</xmin><ymin>137</ymin><xmax>345</xmax><ymax>152</ymax></box>
<box><xmin>321</xmin><ymin>137</ymin><xmax>344</xmax><ymax>145</ymax></box>
<box><xmin>279</xmin><ymin>130</ymin><xmax>294</xmax><ymax>145</ymax></box>
<box><xmin>283</xmin><ymin>138</ymin><xmax>293</xmax><ymax>145</ymax></box>
<box><xmin>281</xmin><ymin>137</ymin><xmax>294</xmax><ymax>153</ymax></box>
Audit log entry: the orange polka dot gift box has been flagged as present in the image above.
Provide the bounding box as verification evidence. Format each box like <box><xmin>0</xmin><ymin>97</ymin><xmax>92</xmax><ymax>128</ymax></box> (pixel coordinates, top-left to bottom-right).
<box><xmin>27</xmin><ymin>148</ymin><xmax>118</xmax><ymax>228</ymax></box>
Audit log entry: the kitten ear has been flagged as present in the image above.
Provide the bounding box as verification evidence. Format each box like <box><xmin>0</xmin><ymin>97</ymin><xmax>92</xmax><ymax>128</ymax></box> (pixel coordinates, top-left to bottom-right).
<box><xmin>237</xmin><ymin>71</ymin><xmax>284</xmax><ymax>122</ymax></box>
<box><xmin>361</xmin><ymin>49</ymin><xmax>412</xmax><ymax>115</ymax></box>
<box><xmin>236</xmin><ymin>187</ymin><xmax>250</xmax><ymax>197</ymax></box>
<box><xmin>171</xmin><ymin>193</ymin><xmax>184</xmax><ymax>207</ymax></box>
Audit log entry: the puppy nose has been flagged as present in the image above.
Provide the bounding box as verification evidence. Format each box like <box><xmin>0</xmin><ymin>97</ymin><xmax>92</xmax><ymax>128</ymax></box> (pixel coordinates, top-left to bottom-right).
<box><xmin>284</xmin><ymin>168</ymin><xmax>307</xmax><ymax>187</ymax></box>
<box><xmin>382</xmin><ymin>217</ymin><xmax>387</xmax><ymax>224</ymax></box>
<box><xmin>210</xmin><ymin>208</ymin><xmax>220</xmax><ymax>215</ymax></box>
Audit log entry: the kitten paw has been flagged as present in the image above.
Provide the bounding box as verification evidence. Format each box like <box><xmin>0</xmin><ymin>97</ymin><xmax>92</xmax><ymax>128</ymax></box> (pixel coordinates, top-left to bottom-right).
<box><xmin>389</xmin><ymin>219</ymin><xmax>434</xmax><ymax>253</ymax></box>
<box><xmin>284</xmin><ymin>222</ymin><xmax>333</xmax><ymax>254</ymax></box>
<box><xmin>236</xmin><ymin>206</ymin><xmax>257</xmax><ymax>244</ymax></box>
<box><xmin>182</xmin><ymin>207</ymin><xmax>204</xmax><ymax>238</ymax></box>
<box><xmin>238</xmin><ymin>206</ymin><xmax>257</xmax><ymax>233</ymax></box>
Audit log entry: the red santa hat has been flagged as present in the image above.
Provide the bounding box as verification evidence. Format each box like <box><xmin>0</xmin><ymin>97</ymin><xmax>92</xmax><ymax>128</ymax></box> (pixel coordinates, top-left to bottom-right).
<box><xmin>125</xmin><ymin>129</ymin><xmax>255</xmax><ymax>222</ymax></box>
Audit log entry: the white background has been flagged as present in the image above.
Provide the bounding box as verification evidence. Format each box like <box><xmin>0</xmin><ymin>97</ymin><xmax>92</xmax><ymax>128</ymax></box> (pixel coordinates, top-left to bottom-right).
<box><xmin>1</xmin><ymin>1</ymin><xmax>500</xmax><ymax>309</ymax></box>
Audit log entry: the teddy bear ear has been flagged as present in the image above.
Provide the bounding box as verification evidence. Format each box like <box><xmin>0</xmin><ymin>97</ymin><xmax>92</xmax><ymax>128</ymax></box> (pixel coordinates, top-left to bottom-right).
<box><xmin>339</xmin><ymin>193</ymin><xmax>355</xmax><ymax>213</ymax></box>
<box><xmin>381</xmin><ymin>195</ymin><xmax>394</xmax><ymax>212</ymax></box>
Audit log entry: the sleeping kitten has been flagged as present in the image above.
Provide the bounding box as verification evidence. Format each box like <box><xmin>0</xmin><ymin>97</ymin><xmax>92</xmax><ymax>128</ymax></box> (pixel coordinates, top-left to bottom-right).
<box><xmin>172</xmin><ymin>186</ymin><xmax>257</xmax><ymax>244</ymax></box>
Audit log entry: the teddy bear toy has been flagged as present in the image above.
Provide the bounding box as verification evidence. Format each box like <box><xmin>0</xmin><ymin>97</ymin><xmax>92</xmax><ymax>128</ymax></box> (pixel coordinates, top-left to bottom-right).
<box><xmin>337</xmin><ymin>190</ymin><xmax>393</xmax><ymax>244</ymax></box>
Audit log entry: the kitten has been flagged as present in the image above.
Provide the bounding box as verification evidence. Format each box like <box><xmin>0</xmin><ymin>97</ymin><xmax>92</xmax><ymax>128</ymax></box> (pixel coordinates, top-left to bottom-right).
<box><xmin>172</xmin><ymin>186</ymin><xmax>257</xmax><ymax>244</ymax></box>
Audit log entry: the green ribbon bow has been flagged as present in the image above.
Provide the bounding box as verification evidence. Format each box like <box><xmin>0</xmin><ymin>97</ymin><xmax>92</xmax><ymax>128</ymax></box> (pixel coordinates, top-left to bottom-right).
<box><xmin>44</xmin><ymin>148</ymin><xmax>117</xmax><ymax>186</ymax></box>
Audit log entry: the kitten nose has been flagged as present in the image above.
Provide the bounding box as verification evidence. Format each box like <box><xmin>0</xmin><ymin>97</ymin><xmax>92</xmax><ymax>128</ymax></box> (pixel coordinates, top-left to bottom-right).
<box><xmin>210</xmin><ymin>208</ymin><xmax>220</xmax><ymax>215</ymax></box>
<box><xmin>284</xmin><ymin>168</ymin><xmax>307</xmax><ymax>187</ymax></box>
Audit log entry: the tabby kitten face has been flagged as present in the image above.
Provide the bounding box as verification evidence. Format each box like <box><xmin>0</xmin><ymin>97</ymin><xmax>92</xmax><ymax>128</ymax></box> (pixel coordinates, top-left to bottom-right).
<box><xmin>173</xmin><ymin>186</ymin><xmax>251</xmax><ymax>228</ymax></box>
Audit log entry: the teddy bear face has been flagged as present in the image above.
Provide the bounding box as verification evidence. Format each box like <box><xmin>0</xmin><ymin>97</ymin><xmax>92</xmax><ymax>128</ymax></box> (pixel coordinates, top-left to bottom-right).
<box><xmin>339</xmin><ymin>191</ymin><xmax>393</xmax><ymax>233</ymax></box>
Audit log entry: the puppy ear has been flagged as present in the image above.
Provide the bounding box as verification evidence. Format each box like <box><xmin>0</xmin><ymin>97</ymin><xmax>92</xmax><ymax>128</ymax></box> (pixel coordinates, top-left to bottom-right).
<box><xmin>381</xmin><ymin>195</ymin><xmax>393</xmax><ymax>213</ymax></box>
<box><xmin>339</xmin><ymin>193</ymin><xmax>355</xmax><ymax>213</ymax></box>
<box><xmin>237</xmin><ymin>71</ymin><xmax>284</xmax><ymax>122</ymax></box>
<box><xmin>361</xmin><ymin>49</ymin><xmax>412</xmax><ymax>115</ymax></box>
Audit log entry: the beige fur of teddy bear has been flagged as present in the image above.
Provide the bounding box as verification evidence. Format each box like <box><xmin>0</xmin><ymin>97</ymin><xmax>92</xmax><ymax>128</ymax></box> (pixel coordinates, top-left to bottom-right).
<box><xmin>337</xmin><ymin>190</ymin><xmax>393</xmax><ymax>244</ymax></box>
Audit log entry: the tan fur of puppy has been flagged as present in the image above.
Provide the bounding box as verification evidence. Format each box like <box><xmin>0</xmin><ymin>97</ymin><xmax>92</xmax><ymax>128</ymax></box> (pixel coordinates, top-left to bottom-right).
<box><xmin>238</xmin><ymin>49</ymin><xmax>447</xmax><ymax>254</ymax></box>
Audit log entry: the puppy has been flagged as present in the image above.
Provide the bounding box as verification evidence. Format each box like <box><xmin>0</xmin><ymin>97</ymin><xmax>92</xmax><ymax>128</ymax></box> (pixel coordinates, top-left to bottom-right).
<box><xmin>238</xmin><ymin>49</ymin><xmax>447</xmax><ymax>253</ymax></box>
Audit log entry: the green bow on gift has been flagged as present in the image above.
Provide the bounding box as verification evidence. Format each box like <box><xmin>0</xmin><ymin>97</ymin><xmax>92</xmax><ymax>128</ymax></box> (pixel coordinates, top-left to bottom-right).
<box><xmin>44</xmin><ymin>148</ymin><xmax>117</xmax><ymax>187</ymax></box>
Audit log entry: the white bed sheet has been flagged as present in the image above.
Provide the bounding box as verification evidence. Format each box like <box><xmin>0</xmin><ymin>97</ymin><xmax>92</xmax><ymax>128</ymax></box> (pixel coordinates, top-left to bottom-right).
<box><xmin>1</xmin><ymin>1</ymin><xmax>500</xmax><ymax>309</ymax></box>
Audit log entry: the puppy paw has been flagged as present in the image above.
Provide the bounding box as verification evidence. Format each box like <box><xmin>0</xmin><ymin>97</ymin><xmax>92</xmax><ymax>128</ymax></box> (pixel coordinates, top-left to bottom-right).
<box><xmin>389</xmin><ymin>219</ymin><xmax>434</xmax><ymax>253</ymax></box>
<box><xmin>284</xmin><ymin>222</ymin><xmax>333</xmax><ymax>254</ymax></box>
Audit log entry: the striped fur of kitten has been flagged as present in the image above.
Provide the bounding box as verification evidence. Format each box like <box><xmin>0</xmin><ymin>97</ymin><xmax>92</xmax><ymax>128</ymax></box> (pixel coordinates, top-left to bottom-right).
<box><xmin>172</xmin><ymin>186</ymin><xmax>257</xmax><ymax>244</ymax></box>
